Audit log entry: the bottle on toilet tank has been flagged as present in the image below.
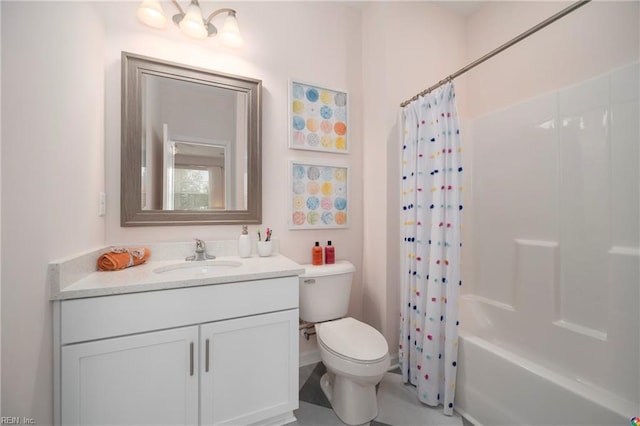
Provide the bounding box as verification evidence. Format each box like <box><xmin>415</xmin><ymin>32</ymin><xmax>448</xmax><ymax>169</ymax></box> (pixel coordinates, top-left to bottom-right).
<box><xmin>312</xmin><ymin>241</ymin><xmax>323</xmax><ymax>265</ymax></box>
<box><xmin>324</xmin><ymin>241</ymin><xmax>335</xmax><ymax>264</ymax></box>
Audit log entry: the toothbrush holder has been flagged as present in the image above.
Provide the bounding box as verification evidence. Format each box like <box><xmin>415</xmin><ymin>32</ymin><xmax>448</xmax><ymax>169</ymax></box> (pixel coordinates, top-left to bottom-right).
<box><xmin>257</xmin><ymin>241</ymin><xmax>273</xmax><ymax>257</ymax></box>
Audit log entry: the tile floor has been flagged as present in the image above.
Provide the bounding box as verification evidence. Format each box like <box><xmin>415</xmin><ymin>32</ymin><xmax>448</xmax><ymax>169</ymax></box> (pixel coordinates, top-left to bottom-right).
<box><xmin>292</xmin><ymin>363</ymin><xmax>471</xmax><ymax>426</ymax></box>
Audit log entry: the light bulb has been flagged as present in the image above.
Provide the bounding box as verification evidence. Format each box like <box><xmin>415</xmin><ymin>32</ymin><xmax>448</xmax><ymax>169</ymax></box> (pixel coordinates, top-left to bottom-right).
<box><xmin>179</xmin><ymin>3</ymin><xmax>208</xmax><ymax>39</ymax></box>
<box><xmin>137</xmin><ymin>0</ymin><xmax>167</xmax><ymax>29</ymax></box>
<box><xmin>219</xmin><ymin>12</ymin><xmax>243</xmax><ymax>48</ymax></box>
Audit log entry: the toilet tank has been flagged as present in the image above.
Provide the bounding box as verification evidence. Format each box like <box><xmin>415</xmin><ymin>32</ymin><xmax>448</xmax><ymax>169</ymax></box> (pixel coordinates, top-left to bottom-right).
<box><xmin>299</xmin><ymin>261</ymin><xmax>355</xmax><ymax>323</ymax></box>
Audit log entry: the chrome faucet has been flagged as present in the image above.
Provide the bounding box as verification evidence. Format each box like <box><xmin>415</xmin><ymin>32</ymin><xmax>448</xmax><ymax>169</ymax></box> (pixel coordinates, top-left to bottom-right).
<box><xmin>186</xmin><ymin>239</ymin><xmax>216</xmax><ymax>261</ymax></box>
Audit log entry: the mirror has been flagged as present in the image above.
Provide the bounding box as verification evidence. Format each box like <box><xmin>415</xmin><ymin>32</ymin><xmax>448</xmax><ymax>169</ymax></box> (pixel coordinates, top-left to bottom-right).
<box><xmin>121</xmin><ymin>52</ymin><xmax>261</xmax><ymax>226</ymax></box>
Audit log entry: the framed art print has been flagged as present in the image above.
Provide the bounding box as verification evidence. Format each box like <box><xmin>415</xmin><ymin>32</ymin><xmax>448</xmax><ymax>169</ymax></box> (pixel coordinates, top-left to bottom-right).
<box><xmin>289</xmin><ymin>161</ymin><xmax>349</xmax><ymax>229</ymax></box>
<box><xmin>288</xmin><ymin>79</ymin><xmax>349</xmax><ymax>154</ymax></box>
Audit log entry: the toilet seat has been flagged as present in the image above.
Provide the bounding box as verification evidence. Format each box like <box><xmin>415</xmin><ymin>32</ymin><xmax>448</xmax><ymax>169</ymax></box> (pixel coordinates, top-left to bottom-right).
<box><xmin>316</xmin><ymin>317</ymin><xmax>388</xmax><ymax>363</ymax></box>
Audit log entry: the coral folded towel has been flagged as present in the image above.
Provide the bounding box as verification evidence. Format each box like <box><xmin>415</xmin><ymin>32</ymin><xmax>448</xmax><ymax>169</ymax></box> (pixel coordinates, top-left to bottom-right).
<box><xmin>97</xmin><ymin>247</ymin><xmax>150</xmax><ymax>271</ymax></box>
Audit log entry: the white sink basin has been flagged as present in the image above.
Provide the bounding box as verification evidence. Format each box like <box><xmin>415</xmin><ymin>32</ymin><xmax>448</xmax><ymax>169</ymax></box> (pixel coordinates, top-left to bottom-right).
<box><xmin>153</xmin><ymin>260</ymin><xmax>242</xmax><ymax>275</ymax></box>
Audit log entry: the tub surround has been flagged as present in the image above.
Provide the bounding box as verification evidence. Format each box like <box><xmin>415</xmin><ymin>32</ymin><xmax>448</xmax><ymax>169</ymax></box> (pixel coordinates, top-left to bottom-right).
<box><xmin>49</xmin><ymin>239</ymin><xmax>304</xmax><ymax>300</ymax></box>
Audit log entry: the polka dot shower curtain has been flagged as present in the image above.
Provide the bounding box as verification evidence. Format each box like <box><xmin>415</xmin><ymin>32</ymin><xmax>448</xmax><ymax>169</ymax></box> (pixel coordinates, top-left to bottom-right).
<box><xmin>399</xmin><ymin>82</ymin><xmax>463</xmax><ymax>415</ymax></box>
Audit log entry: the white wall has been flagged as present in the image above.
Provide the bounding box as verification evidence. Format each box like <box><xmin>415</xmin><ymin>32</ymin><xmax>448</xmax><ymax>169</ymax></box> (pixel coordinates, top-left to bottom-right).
<box><xmin>361</xmin><ymin>1</ymin><xmax>467</xmax><ymax>353</ymax></box>
<box><xmin>1</xmin><ymin>1</ymin><xmax>106</xmax><ymax>421</ymax></box>
<box><xmin>465</xmin><ymin>1</ymin><xmax>640</xmax><ymax>119</ymax></box>
<box><xmin>459</xmin><ymin>1</ymin><xmax>640</xmax><ymax>419</ymax></box>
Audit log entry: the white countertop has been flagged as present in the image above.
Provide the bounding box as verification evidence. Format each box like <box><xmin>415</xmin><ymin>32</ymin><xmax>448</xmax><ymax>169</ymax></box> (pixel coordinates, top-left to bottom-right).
<box><xmin>49</xmin><ymin>241</ymin><xmax>305</xmax><ymax>301</ymax></box>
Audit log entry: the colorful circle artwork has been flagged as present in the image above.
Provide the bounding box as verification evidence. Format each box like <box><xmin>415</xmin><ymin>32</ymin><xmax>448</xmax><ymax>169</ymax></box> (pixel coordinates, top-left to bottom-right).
<box><xmin>321</xmin><ymin>212</ymin><xmax>334</xmax><ymax>225</ymax></box>
<box><xmin>307</xmin><ymin>166</ymin><xmax>320</xmax><ymax>180</ymax></box>
<box><xmin>307</xmin><ymin>211</ymin><xmax>320</xmax><ymax>225</ymax></box>
<box><xmin>291</xmin><ymin>162</ymin><xmax>348</xmax><ymax>228</ymax></box>
<box><xmin>292</xmin><ymin>165</ymin><xmax>306</xmax><ymax>179</ymax></box>
<box><xmin>334</xmin><ymin>197</ymin><xmax>347</xmax><ymax>210</ymax></box>
<box><xmin>293</xmin><ymin>180</ymin><xmax>305</xmax><ymax>194</ymax></box>
<box><xmin>306</xmin><ymin>196</ymin><xmax>320</xmax><ymax>210</ymax></box>
<box><xmin>321</xmin><ymin>182</ymin><xmax>333</xmax><ymax>196</ymax></box>
<box><xmin>321</xmin><ymin>135</ymin><xmax>333</xmax><ymax>148</ymax></box>
<box><xmin>292</xmin><ymin>100</ymin><xmax>305</xmax><ymax>114</ymax></box>
<box><xmin>307</xmin><ymin>133</ymin><xmax>320</xmax><ymax>146</ymax></box>
<box><xmin>293</xmin><ymin>131</ymin><xmax>305</xmax><ymax>145</ymax></box>
<box><xmin>293</xmin><ymin>211</ymin><xmax>306</xmax><ymax>225</ymax></box>
<box><xmin>290</xmin><ymin>81</ymin><xmax>348</xmax><ymax>153</ymax></box>
<box><xmin>293</xmin><ymin>196</ymin><xmax>305</xmax><ymax>210</ymax></box>
<box><xmin>306</xmin><ymin>118</ymin><xmax>319</xmax><ymax>133</ymax></box>
<box><xmin>307</xmin><ymin>181</ymin><xmax>320</xmax><ymax>195</ymax></box>
<box><xmin>306</xmin><ymin>88</ymin><xmax>320</xmax><ymax>102</ymax></box>
<box><xmin>321</xmin><ymin>197</ymin><xmax>333</xmax><ymax>210</ymax></box>
<box><xmin>293</xmin><ymin>116</ymin><xmax>305</xmax><ymax>131</ymax></box>
<box><xmin>321</xmin><ymin>167</ymin><xmax>334</xmax><ymax>180</ymax></box>
<box><xmin>292</xmin><ymin>84</ymin><xmax>304</xmax><ymax>99</ymax></box>
<box><xmin>320</xmin><ymin>91</ymin><xmax>333</xmax><ymax>104</ymax></box>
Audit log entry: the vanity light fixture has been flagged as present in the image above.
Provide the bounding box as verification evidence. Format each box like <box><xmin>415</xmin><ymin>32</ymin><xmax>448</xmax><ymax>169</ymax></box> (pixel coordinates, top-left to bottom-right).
<box><xmin>137</xmin><ymin>0</ymin><xmax>244</xmax><ymax>47</ymax></box>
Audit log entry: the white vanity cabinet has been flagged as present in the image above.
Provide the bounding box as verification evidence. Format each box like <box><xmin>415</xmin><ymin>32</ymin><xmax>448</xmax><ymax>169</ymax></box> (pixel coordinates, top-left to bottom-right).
<box><xmin>61</xmin><ymin>326</ymin><xmax>200</xmax><ymax>425</ymax></box>
<box><xmin>54</xmin><ymin>276</ymin><xmax>299</xmax><ymax>426</ymax></box>
<box><xmin>200</xmin><ymin>310</ymin><xmax>298</xmax><ymax>425</ymax></box>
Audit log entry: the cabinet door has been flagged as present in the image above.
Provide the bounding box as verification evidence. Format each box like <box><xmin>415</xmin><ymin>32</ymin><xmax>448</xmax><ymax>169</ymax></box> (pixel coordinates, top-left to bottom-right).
<box><xmin>61</xmin><ymin>326</ymin><xmax>199</xmax><ymax>426</ymax></box>
<box><xmin>200</xmin><ymin>309</ymin><xmax>299</xmax><ymax>425</ymax></box>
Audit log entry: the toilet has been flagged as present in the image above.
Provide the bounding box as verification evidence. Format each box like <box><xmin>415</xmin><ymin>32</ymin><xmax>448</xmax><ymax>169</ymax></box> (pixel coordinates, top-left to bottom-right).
<box><xmin>299</xmin><ymin>261</ymin><xmax>390</xmax><ymax>425</ymax></box>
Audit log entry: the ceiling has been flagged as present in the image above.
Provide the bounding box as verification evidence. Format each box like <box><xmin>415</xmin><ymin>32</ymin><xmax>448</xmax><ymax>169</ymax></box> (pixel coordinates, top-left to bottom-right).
<box><xmin>435</xmin><ymin>1</ymin><xmax>484</xmax><ymax>17</ymax></box>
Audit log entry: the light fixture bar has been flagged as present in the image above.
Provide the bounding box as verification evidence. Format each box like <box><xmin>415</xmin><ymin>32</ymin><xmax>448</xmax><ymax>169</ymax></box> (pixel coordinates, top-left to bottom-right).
<box><xmin>137</xmin><ymin>0</ymin><xmax>244</xmax><ymax>46</ymax></box>
<box><xmin>204</xmin><ymin>7</ymin><xmax>235</xmax><ymax>25</ymax></box>
<box><xmin>170</xmin><ymin>0</ymin><xmax>184</xmax><ymax>15</ymax></box>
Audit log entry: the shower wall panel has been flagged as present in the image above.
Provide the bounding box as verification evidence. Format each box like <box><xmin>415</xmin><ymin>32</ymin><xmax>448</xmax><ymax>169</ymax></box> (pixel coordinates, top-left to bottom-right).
<box><xmin>464</xmin><ymin>62</ymin><xmax>639</xmax><ymax>407</ymax></box>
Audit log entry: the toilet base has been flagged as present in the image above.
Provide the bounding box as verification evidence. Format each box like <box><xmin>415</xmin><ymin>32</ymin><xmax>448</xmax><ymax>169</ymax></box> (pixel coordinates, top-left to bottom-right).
<box><xmin>319</xmin><ymin>372</ymin><xmax>378</xmax><ymax>426</ymax></box>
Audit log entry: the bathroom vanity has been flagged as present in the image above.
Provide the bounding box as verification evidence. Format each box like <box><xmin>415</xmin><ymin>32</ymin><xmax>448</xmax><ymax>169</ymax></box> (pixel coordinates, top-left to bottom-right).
<box><xmin>49</xmin><ymin>243</ymin><xmax>304</xmax><ymax>426</ymax></box>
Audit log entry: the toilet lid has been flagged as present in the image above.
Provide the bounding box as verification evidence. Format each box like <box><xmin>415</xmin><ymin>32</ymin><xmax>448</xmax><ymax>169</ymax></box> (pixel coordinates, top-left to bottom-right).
<box><xmin>316</xmin><ymin>318</ymin><xmax>388</xmax><ymax>362</ymax></box>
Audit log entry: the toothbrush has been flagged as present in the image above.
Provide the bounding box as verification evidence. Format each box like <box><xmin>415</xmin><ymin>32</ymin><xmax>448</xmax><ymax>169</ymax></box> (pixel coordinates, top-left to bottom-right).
<box><xmin>257</xmin><ymin>230</ymin><xmax>261</xmax><ymax>242</ymax></box>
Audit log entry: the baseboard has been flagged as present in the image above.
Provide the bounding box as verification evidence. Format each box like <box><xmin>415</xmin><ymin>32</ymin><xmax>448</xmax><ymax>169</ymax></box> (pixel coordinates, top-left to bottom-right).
<box><xmin>252</xmin><ymin>411</ymin><xmax>296</xmax><ymax>426</ymax></box>
<box><xmin>388</xmin><ymin>351</ymin><xmax>399</xmax><ymax>370</ymax></box>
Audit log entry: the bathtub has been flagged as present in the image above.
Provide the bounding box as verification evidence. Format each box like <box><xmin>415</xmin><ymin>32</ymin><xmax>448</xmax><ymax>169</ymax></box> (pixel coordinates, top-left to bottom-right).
<box><xmin>455</xmin><ymin>332</ymin><xmax>635</xmax><ymax>426</ymax></box>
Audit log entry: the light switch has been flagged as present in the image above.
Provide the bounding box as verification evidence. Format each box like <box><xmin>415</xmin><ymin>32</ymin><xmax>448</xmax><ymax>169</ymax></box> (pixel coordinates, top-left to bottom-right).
<box><xmin>99</xmin><ymin>192</ymin><xmax>106</xmax><ymax>216</ymax></box>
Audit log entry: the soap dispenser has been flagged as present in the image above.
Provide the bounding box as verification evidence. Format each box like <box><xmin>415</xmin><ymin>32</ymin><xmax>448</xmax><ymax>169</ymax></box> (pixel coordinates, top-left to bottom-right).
<box><xmin>238</xmin><ymin>225</ymin><xmax>251</xmax><ymax>258</ymax></box>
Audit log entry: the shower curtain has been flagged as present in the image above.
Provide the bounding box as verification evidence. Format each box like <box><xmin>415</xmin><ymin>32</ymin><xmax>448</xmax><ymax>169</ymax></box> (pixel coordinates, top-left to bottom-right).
<box><xmin>399</xmin><ymin>82</ymin><xmax>463</xmax><ymax>415</ymax></box>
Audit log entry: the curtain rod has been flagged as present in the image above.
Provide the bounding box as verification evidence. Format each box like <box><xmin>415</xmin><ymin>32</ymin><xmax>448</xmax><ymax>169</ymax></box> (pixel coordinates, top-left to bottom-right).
<box><xmin>400</xmin><ymin>0</ymin><xmax>591</xmax><ymax>108</ymax></box>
